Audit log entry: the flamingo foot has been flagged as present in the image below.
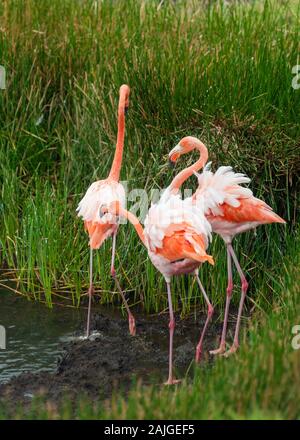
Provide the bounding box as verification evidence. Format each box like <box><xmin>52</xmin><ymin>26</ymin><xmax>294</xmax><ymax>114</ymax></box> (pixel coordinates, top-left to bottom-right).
<box><xmin>164</xmin><ymin>378</ymin><xmax>181</xmax><ymax>386</ymax></box>
<box><xmin>223</xmin><ymin>343</ymin><xmax>238</xmax><ymax>357</ymax></box>
<box><xmin>209</xmin><ymin>343</ymin><xmax>226</xmax><ymax>356</ymax></box>
<box><xmin>129</xmin><ymin>314</ymin><xmax>136</xmax><ymax>336</ymax></box>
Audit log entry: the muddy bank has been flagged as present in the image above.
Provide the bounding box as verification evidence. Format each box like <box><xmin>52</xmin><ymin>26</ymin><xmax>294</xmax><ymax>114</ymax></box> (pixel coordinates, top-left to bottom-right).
<box><xmin>0</xmin><ymin>309</ymin><xmax>225</xmax><ymax>409</ymax></box>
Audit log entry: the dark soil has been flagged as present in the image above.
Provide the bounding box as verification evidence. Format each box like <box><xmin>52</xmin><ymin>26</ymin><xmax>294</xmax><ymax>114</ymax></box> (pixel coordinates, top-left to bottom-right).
<box><xmin>0</xmin><ymin>309</ymin><xmax>227</xmax><ymax>410</ymax></box>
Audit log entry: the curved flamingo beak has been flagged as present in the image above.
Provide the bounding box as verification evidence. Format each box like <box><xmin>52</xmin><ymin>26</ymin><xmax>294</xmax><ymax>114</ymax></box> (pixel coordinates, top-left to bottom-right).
<box><xmin>168</xmin><ymin>144</ymin><xmax>183</xmax><ymax>166</ymax></box>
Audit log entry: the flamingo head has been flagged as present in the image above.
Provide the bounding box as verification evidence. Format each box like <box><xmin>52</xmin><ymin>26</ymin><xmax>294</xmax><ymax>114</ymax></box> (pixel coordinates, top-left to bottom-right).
<box><xmin>120</xmin><ymin>84</ymin><xmax>130</xmax><ymax>114</ymax></box>
<box><xmin>169</xmin><ymin>136</ymin><xmax>199</xmax><ymax>165</ymax></box>
<box><xmin>100</xmin><ymin>201</ymin><xmax>121</xmax><ymax>217</ymax></box>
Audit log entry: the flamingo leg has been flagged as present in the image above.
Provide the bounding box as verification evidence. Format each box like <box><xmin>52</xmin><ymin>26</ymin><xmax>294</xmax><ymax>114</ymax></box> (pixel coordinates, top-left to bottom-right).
<box><xmin>86</xmin><ymin>247</ymin><xmax>94</xmax><ymax>338</ymax></box>
<box><xmin>111</xmin><ymin>232</ymin><xmax>136</xmax><ymax>336</ymax></box>
<box><xmin>110</xmin><ymin>229</ymin><xmax>118</xmax><ymax>277</ymax></box>
<box><xmin>223</xmin><ymin>243</ymin><xmax>248</xmax><ymax>357</ymax></box>
<box><xmin>194</xmin><ymin>272</ymin><xmax>214</xmax><ymax>363</ymax></box>
<box><xmin>210</xmin><ymin>244</ymin><xmax>233</xmax><ymax>355</ymax></box>
<box><xmin>165</xmin><ymin>281</ymin><xmax>180</xmax><ymax>385</ymax></box>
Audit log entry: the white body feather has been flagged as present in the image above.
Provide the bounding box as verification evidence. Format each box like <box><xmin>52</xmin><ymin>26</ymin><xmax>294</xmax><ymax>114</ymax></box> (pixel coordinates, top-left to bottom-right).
<box><xmin>194</xmin><ymin>162</ymin><xmax>252</xmax><ymax>216</ymax></box>
<box><xmin>76</xmin><ymin>179</ymin><xmax>126</xmax><ymax>225</ymax></box>
<box><xmin>192</xmin><ymin>163</ymin><xmax>281</xmax><ymax>242</ymax></box>
<box><xmin>143</xmin><ymin>189</ymin><xmax>212</xmax><ymax>281</ymax></box>
<box><xmin>144</xmin><ymin>189</ymin><xmax>211</xmax><ymax>252</ymax></box>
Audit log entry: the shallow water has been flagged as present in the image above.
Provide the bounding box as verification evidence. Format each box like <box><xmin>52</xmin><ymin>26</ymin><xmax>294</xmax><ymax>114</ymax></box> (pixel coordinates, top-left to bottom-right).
<box><xmin>0</xmin><ymin>289</ymin><xmax>84</xmax><ymax>384</ymax></box>
<box><xmin>0</xmin><ymin>286</ymin><xmax>220</xmax><ymax>400</ymax></box>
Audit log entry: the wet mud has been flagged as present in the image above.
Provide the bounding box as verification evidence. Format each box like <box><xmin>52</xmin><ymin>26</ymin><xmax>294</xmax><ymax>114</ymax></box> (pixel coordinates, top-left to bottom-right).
<box><xmin>0</xmin><ymin>309</ymin><xmax>226</xmax><ymax>409</ymax></box>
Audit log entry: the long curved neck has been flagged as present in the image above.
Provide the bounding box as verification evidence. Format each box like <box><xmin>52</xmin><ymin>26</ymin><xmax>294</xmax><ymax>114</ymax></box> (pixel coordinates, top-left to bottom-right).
<box><xmin>119</xmin><ymin>206</ymin><xmax>146</xmax><ymax>246</ymax></box>
<box><xmin>109</xmin><ymin>86</ymin><xmax>130</xmax><ymax>181</ymax></box>
<box><xmin>169</xmin><ymin>139</ymin><xmax>208</xmax><ymax>192</ymax></box>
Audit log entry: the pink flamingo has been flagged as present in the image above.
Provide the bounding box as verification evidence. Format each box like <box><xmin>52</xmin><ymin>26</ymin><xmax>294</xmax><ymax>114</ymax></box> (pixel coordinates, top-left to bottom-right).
<box><xmin>77</xmin><ymin>84</ymin><xmax>136</xmax><ymax>338</ymax></box>
<box><xmin>169</xmin><ymin>136</ymin><xmax>286</xmax><ymax>356</ymax></box>
<box><xmin>104</xmin><ymin>138</ymin><xmax>213</xmax><ymax>384</ymax></box>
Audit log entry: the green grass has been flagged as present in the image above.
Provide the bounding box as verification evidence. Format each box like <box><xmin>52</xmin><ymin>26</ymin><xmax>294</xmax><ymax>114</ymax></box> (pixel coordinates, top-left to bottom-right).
<box><xmin>1</xmin><ymin>229</ymin><xmax>299</xmax><ymax>420</ymax></box>
<box><xmin>0</xmin><ymin>0</ymin><xmax>299</xmax><ymax>316</ymax></box>
<box><xmin>0</xmin><ymin>0</ymin><xmax>299</xmax><ymax>420</ymax></box>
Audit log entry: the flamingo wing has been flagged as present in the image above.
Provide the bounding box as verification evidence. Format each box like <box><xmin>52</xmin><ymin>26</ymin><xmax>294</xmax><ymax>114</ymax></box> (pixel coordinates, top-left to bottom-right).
<box><xmin>156</xmin><ymin>226</ymin><xmax>213</xmax><ymax>265</ymax></box>
<box><xmin>194</xmin><ymin>163</ymin><xmax>285</xmax><ymax>225</ymax></box>
<box><xmin>77</xmin><ymin>179</ymin><xmax>126</xmax><ymax>248</ymax></box>
<box><xmin>144</xmin><ymin>193</ymin><xmax>212</xmax><ymax>252</ymax></box>
<box><xmin>208</xmin><ymin>197</ymin><xmax>285</xmax><ymax>224</ymax></box>
<box><xmin>194</xmin><ymin>163</ymin><xmax>252</xmax><ymax>216</ymax></box>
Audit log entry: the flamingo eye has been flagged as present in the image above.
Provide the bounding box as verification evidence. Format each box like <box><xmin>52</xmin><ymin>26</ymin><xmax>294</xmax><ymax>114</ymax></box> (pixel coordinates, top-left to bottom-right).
<box><xmin>99</xmin><ymin>204</ymin><xmax>107</xmax><ymax>218</ymax></box>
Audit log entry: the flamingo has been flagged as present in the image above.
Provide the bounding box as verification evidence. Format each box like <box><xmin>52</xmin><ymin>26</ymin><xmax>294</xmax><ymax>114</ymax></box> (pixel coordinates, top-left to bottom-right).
<box><xmin>76</xmin><ymin>84</ymin><xmax>136</xmax><ymax>338</ymax></box>
<box><xmin>168</xmin><ymin>136</ymin><xmax>286</xmax><ymax>356</ymax></box>
<box><xmin>104</xmin><ymin>139</ymin><xmax>213</xmax><ymax>384</ymax></box>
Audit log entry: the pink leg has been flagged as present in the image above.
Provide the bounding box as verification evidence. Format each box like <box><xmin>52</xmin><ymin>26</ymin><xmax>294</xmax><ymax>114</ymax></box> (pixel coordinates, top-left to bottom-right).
<box><xmin>110</xmin><ymin>231</ymin><xmax>117</xmax><ymax>278</ymax></box>
<box><xmin>210</xmin><ymin>244</ymin><xmax>233</xmax><ymax>355</ymax></box>
<box><xmin>223</xmin><ymin>243</ymin><xmax>248</xmax><ymax>356</ymax></box>
<box><xmin>194</xmin><ymin>272</ymin><xmax>214</xmax><ymax>363</ymax></box>
<box><xmin>86</xmin><ymin>247</ymin><xmax>94</xmax><ymax>338</ymax></box>
<box><xmin>111</xmin><ymin>232</ymin><xmax>136</xmax><ymax>336</ymax></box>
<box><xmin>164</xmin><ymin>281</ymin><xmax>180</xmax><ymax>385</ymax></box>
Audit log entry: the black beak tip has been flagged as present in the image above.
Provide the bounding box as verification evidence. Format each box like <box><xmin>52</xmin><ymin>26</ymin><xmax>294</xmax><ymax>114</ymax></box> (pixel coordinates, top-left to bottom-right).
<box><xmin>169</xmin><ymin>158</ymin><xmax>175</xmax><ymax>168</ymax></box>
<box><xmin>124</xmin><ymin>106</ymin><xmax>129</xmax><ymax>115</ymax></box>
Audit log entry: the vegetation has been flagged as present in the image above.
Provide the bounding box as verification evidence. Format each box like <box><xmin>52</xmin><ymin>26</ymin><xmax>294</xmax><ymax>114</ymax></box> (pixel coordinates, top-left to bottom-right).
<box><xmin>1</xmin><ymin>229</ymin><xmax>299</xmax><ymax>420</ymax></box>
<box><xmin>1</xmin><ymin>0</ymin><xmax>299</xmax><ymax>313</ymax></box>
<box><xmin>0</xmin><ymin>0</ymin><xmax>299</xmax><ymax>421</ymax></box>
